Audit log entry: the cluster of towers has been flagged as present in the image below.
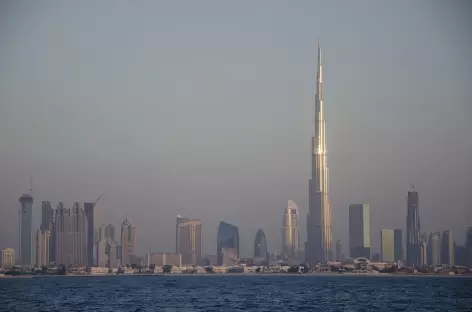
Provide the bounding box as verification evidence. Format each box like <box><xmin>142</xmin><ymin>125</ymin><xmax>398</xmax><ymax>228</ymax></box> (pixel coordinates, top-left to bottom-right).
<box><xmin>17</xmin><ymin>195</ymin><xmax>136</xmax><ymax>268</ymax></box>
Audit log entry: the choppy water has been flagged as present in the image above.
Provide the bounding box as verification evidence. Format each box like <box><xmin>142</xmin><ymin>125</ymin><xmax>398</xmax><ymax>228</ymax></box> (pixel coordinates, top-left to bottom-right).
<box><xmin>1</xmin><ymin>275</ymin><xmax>471</xmax><ymax>311</ymax></box>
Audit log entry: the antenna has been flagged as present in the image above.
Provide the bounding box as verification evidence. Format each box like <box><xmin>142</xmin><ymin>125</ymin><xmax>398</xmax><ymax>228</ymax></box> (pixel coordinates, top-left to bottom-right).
<box><xmin>29</xmin><ymin>176</ymin><xmax>33</xmax><ymax>195</ymax></box>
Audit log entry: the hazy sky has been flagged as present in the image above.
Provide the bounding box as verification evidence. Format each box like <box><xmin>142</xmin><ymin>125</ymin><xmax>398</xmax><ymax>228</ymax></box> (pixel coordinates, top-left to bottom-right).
<box><xmin>1</xmin><ymin>0</ymin><xmax>471</xmax><ymax>257</ymax></box>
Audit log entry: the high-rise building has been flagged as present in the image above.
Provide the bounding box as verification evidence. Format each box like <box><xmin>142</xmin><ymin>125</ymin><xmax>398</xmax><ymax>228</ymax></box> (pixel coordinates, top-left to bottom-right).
<box><xmin>349</xmin><ymin>204</ymin><xmax>371</xmax><ymax>259</ymax></box>
<box><xmin>70</xmin><ymin>202</ymin><xmax>87</xmax><ymax>266</ymax></box>
<box><xmin>96</xmin><ymin>225</ymin><xmax>119</xmax><ymax>268</ymax></box>
<box><xmin>282</xmin><ymin>200</ymin><xmax>300</xmax><ymax>263</ymax></box>
<box><xmin>18</xmin><ymin>193</ymin><xmax>33</xmax><ymax>266</ymax></box>
<box><xmin>120</xmin><ymin>217</ymin><xmax>136</xmax><ymax>266</ymax></box>
<box><xmin>454</xmin><ymin>244</ymin><xmax>467</xmax><ymax>266</ymax></box>
<box><xmin>306</xmin><ymin>42</ymin><xmax>333</xmax><ymax>265</ymax></box>
<box><xmin>36</xmin><ymin>229</ymin><xmax>51</xmax><ymax>267</ymax></box>
<box><xmin>1</xmin><ymin>248</ymin><xmax>16</xmax><ymax>269</ymax></box>
<box><xmin>54</xmin><ymin>202</ymin><xmax>71</xmax><ymax>265</ymax></box>
<box><xmin>380</xmin><ymin>229</ymin><xmax>402</xmax><ymax>262</ymax></box>
<box><xmin>420</xmin><ymin>232</ymin><xmax>428</xmax><ymax>266</ymax></box>
<box><xmin>466</xmin><ymin>227</ymin><xmax>472</xmax><ymax>268</ymax></box>
<box><xmin>335</xmin><ymin>240</ymin><xmax>342</xmax><ymax>262</ymax></box>
<box><xmin>441</xmin><ymin>230</ymin><xmax>454</xmax><ymax>265</ymax></box>
<box><xmin>176</xmin><ymin>216</ymin><xmax>202</xmax><ymax>265</ymax></box>
<box><xmin>254</xmin><ymin>228</ymin><xmax>268</xmax><ymax>265</ymax></box>
<box><xmin>406</xmin><ymin>186</ymin><xmax>421</xmax><ymax>267</ymax></box>
<box><xmin>104</xmin><ymin>224</ymin><xmax>115</xmax><ymax>241</ymax></box>
<box><xmin>428</xmin><ymin>232</ymin><xmax>441</xmax><ymax>266</ymax></box>
<box><xmin>40</xmin><ymin>201</ymin><xmax>54</xmax><ymax>262</ymax></box>
<box><xmin>217</xmin><ymin>221</ymin><xmax>239</xmax><ymax>265</ymax></box>
<box><xmin>83</xmin><ymin>202</ymin><xmax>94</xmax><ymax>267</ymax></box>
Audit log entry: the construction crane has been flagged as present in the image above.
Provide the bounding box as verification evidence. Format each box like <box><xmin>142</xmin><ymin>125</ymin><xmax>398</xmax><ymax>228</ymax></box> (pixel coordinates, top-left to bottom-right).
<box><xmin>94</xmin><ymin>195</ymin><xmax>104</xmax><ymax>207</ymax></box>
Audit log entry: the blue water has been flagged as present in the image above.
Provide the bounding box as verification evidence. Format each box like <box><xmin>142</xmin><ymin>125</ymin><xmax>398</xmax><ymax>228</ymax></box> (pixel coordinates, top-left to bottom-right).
<box><xmin>1</xmin><ymin>275</ymin><xmax>471</xmax><ymax>311</ymax></box>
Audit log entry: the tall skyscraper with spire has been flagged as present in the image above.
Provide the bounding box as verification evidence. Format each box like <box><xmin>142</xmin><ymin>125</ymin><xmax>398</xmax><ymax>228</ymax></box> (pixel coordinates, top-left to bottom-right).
<box><xmin>306</xmin><ymin>41</ymin><xmax>333</xmax><ymax>265</ymax></box>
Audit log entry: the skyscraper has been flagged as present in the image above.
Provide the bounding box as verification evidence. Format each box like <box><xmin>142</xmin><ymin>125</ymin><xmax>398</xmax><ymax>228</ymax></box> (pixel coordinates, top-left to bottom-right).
<box><xmin>282</xmin><ymin>200</ymin><xmax>300</xmax><ymax>263</ymax></box>
<box><xmin>254</xmin><ymin>228</ymin><xmax>268</xmax><ymax>265</ymax></box>
<box><xmin>349</xmin><ymin>204</ymin><xmax>371</xmax><ymax>259</ymax></box>
<box><xmin>54</xmin><ymin>202</ymin><xmax>71</xmax><ymax>265</ymax></box>
<box><xmin>335</xmin><ymin>240</ymin><xmax>342</xmax><ymax>262</ymax></box>
<box><xmin>176</xmin><ymin>216</ymin><xmax>202</xmax><ymax>265</ymax></box>
<box><xmin>104</xmin><ymin>224</ymin><xmax>116</xmax><ymax>241</ymax></box>
<box><xmin>380</xmin><ymin>229</ymin><xmax>402</xmax><ymax>262</ymax></box>
<box><xmin>406</xmin><ymin>186</ymin><xmax>421</xmax><ymax>267</ymax></box>
<box><xmin>441</xmin><ymin>230</ymin><xmax>454</xmax><ymax>265</ymax></box>
<box><xmin>420</xmin><ymin>232</ymin><xmax>428</xmax><ymax>266</ymax></box>
<box><xmin>306</xmin><ymin>42</ymin><xmax>332</xmax><ymax>265</ymax></box>
<box><xmin>36</xmin><ymin>229</ymin><xmax>51</xmax><ymax>267</ymax></box>
<box><xmin>466</xmin><ymin>227</ymin><xmax>472</xmax><ymax>268</ymax></box>
<box><xmin>18</xmin><ymin>193</ymin><xmax>33</xmax><ymax>266</ymax></box>
<box><xmin>83</xmin><ymin>202</ymin><xmax>94</xmax><ymax>267</ymax></box>
<box><xmin>428</xmin><ymin>232</ymin><xmax>441</xmax><ymax>266</ymax></box>
<box><xmin>120</xmin><ymin>217</ymin><xmax>136</xmax><ymax>266</ymax></box>
<box><xmin>217</xmin><ymin>221</ymin><xmax>239</xmax><ymax>265</ymax></box>
<box><xmin>40</xmin><ymin>201</ymin><xmax>54</xmax><ymax>262</ymax></box>
<box><xmin>70</xmin><ymin>202</ymin><xmax>87</xmax><ymax>266</ymax></box>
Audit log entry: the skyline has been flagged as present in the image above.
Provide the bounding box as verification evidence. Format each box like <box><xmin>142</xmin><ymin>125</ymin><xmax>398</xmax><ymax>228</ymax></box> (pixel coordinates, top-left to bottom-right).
<box><xmin>1</xmin><ymin>1</ymin><xmax>471</xmax><ymax>257</ymax></box>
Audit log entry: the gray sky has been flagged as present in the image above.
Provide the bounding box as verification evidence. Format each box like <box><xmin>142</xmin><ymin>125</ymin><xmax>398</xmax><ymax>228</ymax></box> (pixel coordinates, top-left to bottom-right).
<box><xmin>1</xmin><ymin>0</ymin><xmax>471</xmax><ymax>257</ymax></box>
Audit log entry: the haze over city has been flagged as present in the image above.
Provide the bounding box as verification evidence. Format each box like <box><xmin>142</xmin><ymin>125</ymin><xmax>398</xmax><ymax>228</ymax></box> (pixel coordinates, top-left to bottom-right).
<box><xmin>0</xmin><ymin>0</ymin><xmax>471</xmax><ymax>259</ymax></box>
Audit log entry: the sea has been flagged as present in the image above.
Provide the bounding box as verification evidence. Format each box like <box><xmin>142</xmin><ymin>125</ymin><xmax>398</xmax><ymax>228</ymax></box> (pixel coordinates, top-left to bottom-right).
<box><xmin>1</xmin><ymin>275</ymin><xmax>471</xmax><ymax>311</ymax></box>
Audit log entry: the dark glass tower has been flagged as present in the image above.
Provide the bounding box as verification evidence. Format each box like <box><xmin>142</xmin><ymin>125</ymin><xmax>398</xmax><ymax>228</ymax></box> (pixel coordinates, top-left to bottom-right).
<box><xmin>406</xmin><ymin>186</ymin><xmax>421</xmax><ymax>267</ymax></box>
<box><xmin>18</xmin><ymin>193</ymin><xmax>33</xmax><ymax>266</ymax></box>
<box><xmin>216</xmin><ymin>221</ymin><xmax>239</xmax><ymax>265</ymax></box>
<box><xmin>253</xmin><ymin>228</ymin><xmax>268</xmax><ymax>265</ymax></box>
<box><xmin>84</xmin><ymin>202</ymin><xmax>94</xmax><ymax>267</ymax></box>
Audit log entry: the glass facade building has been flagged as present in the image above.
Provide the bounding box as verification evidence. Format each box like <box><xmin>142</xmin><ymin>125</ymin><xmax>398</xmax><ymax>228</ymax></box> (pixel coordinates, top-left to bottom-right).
<box><xmin>406</xmin><ymin>187</ymin><xmax>421</xmax><ymax>266</ymax></box>
<box><xmin>380</xmin><ymin>229</ymin><xmax>402</xmax><ymax>262</ymax></box>
<box><xmin>18</xmin><ymin>194</ymin><xmax>33</xmax><ymax>266</ymax></box>
<box><xmin>253</xmin><ymin>228</ymin><xmax>268</xmax><ymax>265</ymax></box>
<box><xmin>217</xmin><ymin>221</ymin><xmax>239</xmax><ymax>265</ymax></box>
<box><xmin>349</xmin><ymin>204</ymin><xmax>371</xmax><ymax>259</ymax></box>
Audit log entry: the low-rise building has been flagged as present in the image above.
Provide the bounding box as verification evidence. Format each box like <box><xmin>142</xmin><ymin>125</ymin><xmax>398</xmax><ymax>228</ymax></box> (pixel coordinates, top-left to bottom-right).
<box><xmin>1</xmin><ymin>248</ymin><xmax>16</xmax><ymax>269</ymax></box>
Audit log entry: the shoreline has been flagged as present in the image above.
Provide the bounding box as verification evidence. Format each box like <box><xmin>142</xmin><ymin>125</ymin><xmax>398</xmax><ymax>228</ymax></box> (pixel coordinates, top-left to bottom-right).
<box><xmin>2</xmin><ymin>272</ymin><xmax>471</xmax><ymax>278</ymax></box>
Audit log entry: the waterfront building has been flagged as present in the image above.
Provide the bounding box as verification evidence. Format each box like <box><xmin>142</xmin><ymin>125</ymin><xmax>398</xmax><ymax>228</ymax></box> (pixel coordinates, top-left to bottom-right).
<box><xmin>428</xmin><ymin>232</ymin><xmax>441</xmax><ymax>266</ymax></box>
<box><xmin>1</xmin><ymin>248</ymin><xmax>16</xmax><ymax>269</ymax></box>
<box><xmin>70</xmin><ymin>202</ymin><xmax>87</xmax><ymax>266</ymax></box>
<box><xmin>83</xmin><ymin>202</ymin><xmax>95</xmax><ymax>267</ymax></box>
<box><xmin>454</xmin><ymin>244</ymin><xmax>467</xmax><ymax>266</ymax></box>
<box><xmin>36</xmin><ymin>229</ymin><xmax>51</xmax><ymax>267</ymax></box>
<box><xmin>282</xmin><ymin>200</ymin><xmax>300</xmax><ymax>263</ymax></box>
<box><xmin>150</xmin><ymin>253</ymin><xmax>182</xmax><ymax>267</ymax></box>
<box><xmin>253</xmin><ymin>228</ymin><xmax>268</xmax><ymax>265</ymax></box>
<box><xmin>335</xmin><ymin>240</ymin><xmax>342</xmax><ymax>262</ymax></box>
<box><xmin>420</xmin><ymin>232</ymin><xmax>428</xmax><ymax>266</ymax></box>
<box><xmin>466</xmin><ymin>227</ymin><xmax>472</xmax><ymax>268</ymax></box>
<box><xmin>40</xmin><ymin>201</ymin><xmax>54</xmax><ymax>262</ymax></box>
<box><xmin>104</xmin><ymin>224</ymin><xmax>115</xmax><ymax>241</ymax></box>
<box><xmin>349</xmin><ymin>204</ymin><xmax>371</xmax><ymax>259</ymax></box>
<box><xmin>306</xmin><ymin>42</ymin><xmax>333</xmax><ymax>265</ymax></box>
<box><xmin>406</xmin><ymin>186</ymin><xmax>421</xmax><ymax>267</ymax></box>
<box><xmin>176</xmin><ymin>215</ymin><xmax>202</xmax><ymax>265</ymax></box>
<box><xmin>96</xmin><ymin>236</ymin><xmax>119</xmax><ymax>268</ymax></box>
<box><xmin>441</xmin><ymin>230</ymin><xmax>454</xmax><ymax>265</ymax></box>
<box><xmin>380</xmin><ymin>229</ymin><xmax>402</xmax><ymax>262</ymax></box>
<box><xmin>120</xmin><ymin>217</ymin><xmax>136</xmax><ymax>266</ymax></box>
<box><xmin>54</xmin><ymin>202</ymin><xmax>71</xmax><ymax>265</ymax></box>
<box><xmin>217</xmin><ymin>221</ymin><xmax>239</xmax><ymax>265</ymax></box>
<box><xmin>18</xmin><ymin>193</ymin><xmax>33</xmax><ymax>266</ymax></box>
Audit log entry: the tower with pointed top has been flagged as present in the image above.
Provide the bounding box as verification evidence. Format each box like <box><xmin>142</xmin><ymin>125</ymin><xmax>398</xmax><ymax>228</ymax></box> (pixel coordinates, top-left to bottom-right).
<box><xmin>120</xmin><ymin>217</ymin><xmax>136</xmax><ymax>266</ymax></box>
<box><xmin>306</xmin><ymin>41</ymin><xmax>333</xmax><ymax>265</ymax></box>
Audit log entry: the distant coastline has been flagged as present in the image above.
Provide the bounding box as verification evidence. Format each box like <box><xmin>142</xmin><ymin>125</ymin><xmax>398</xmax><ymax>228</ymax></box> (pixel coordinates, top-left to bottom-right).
<box><xmin>2</xmin><ymin>272</ymin><xmax>471</xmax><ymax>278</ymax></box>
